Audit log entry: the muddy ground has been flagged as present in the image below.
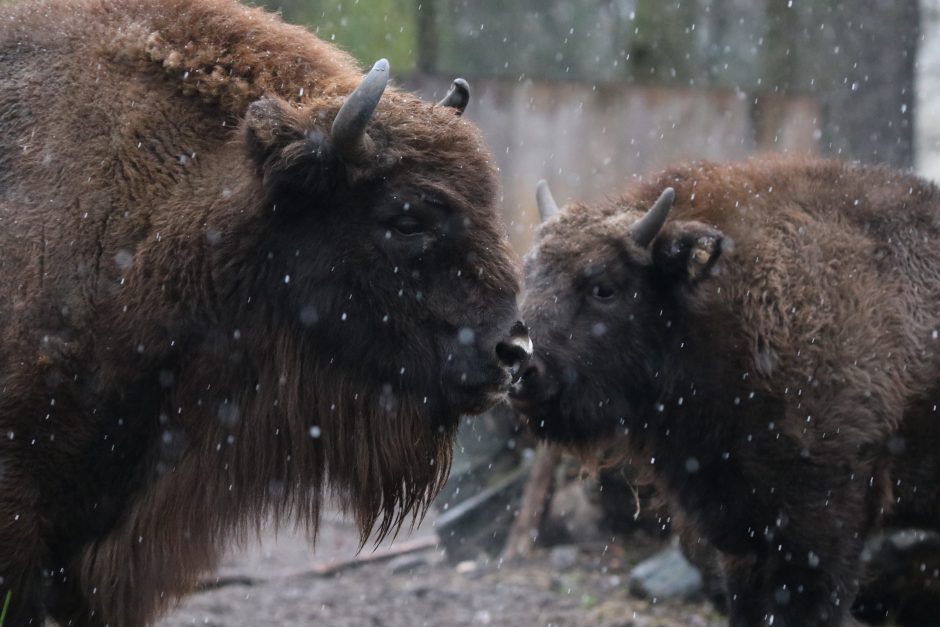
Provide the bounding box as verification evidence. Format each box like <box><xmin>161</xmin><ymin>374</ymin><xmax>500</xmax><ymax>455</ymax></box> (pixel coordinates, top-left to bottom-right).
<box><xmin>158</xmin><ymin>510</ymin><xmax>723</xmax><ymax>627</ymax></box>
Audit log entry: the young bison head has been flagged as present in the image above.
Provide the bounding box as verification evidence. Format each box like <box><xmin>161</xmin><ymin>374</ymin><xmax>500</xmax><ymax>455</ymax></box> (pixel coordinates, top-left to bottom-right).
<box><xmin>510</xmin><ymin>180</ymin><xmax>727</xmax><ymax>445</ymax></box>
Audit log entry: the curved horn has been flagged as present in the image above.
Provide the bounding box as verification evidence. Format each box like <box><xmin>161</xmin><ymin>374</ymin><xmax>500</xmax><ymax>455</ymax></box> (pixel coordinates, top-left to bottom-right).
<box><xmin>437</xmin><ymin>78</ymin><xmax>470</xmax><ymax>115</ymax></box>
<box><xmin>536</xmin><ymin>179</ymin><xmax>559</xmax><ymax>222</ymax></box>
<box><xmin>331</xmin><ymin>58</ymin><xmax>389</xmax><ymax>162</ymax></box>
<box><xmin>631</xmin><ymin>187</ymin><xmax>675</xmax><ymax>247</ymax></box>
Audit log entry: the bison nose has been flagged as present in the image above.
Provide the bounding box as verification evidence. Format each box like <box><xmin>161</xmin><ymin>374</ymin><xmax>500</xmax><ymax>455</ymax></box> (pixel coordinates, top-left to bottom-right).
<box><xmin>495</xmin><ymin>321</ymin><xmax>532</xmax><ymax>383</ymax></box>
<box><xmin>509</xmin><ymin>354</ymin><xmax>556</xmax><ymax>409</ymax></box>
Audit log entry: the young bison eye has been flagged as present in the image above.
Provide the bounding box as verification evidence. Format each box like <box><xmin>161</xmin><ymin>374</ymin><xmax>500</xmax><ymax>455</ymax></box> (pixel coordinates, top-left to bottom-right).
<box><xmin>591</xmin><ymin>283</ymin><xmax>616</xmax><ymax>302</ymax></box>
<box><xmin>388</xmin><ymin>215</ymin><xmax>424</xmax><ymax>237</ymax></box>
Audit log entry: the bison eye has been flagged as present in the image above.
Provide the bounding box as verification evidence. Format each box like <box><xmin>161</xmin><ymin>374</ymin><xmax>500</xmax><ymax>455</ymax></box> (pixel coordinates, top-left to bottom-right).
<box><xmin>591</xmin><ymin>283</ymin><xmax>616</xmax><ymax>301</ymax></box>
<box><xmin>389</xmin><ymin>215</ymin><xmax>424</xmax><ymax>237</ymax></box>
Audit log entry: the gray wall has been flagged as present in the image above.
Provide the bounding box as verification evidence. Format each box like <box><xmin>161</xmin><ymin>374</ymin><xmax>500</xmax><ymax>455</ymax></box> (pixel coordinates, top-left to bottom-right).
<box><xmin>408</xmin><ymin>75</ymin><xmax>820</xmax><ymax>252</ymax></box>
<box><xmin>918</xmin><ymin>0</ymin><xmax>940</xmax><ymax>181</ymax></box>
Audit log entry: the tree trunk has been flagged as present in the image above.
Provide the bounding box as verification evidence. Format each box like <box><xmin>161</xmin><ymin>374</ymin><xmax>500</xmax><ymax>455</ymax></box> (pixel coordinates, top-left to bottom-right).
<box><xmin>501</xmin><ymin>445</ymin><xmax>561</xmax><ymax>561</ymax></box>
<box><xmin>415</xmin><ymin>0</ymin><xmax>438</xmax><ymax>74</ymax></box>
<box><xmin>816</xmin><ymin>0</ymin><xmax>920</xmax><ymax>167</ymax></box>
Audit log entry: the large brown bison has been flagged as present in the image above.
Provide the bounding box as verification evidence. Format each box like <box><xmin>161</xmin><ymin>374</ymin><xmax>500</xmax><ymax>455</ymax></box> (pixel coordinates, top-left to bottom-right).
<box><xmin>512</xmin><ymin>157</ymin><xmax>940</xmax><ymax>626</ymax></box>
<box><xmin>0</xmin><ymin>0</ymin><xmax>531</xmax><ymax>623</ymax></box>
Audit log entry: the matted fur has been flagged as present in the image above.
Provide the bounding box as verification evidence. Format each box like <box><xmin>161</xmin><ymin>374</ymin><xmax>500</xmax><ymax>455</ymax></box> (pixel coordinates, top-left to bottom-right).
<box><xmin>0</xmin><ymin>0</ymin><xmax>521</xmax><ymax>624</ymax></box>
<box><xmin>514</xmin><ymin>157</ymin><xmax>940</xmax><ymax>626</ymax></box>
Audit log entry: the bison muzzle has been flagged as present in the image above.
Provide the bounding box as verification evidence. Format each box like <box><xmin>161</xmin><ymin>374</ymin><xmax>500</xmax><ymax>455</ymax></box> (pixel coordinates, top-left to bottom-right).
<box><xmin>0</xmin><ymin>0</ymin><xmax>530</xmax><ymax>624</ymax></box>
<box><xmin>512</xmin><ymin>157</ymin><xmax>940</xmax><ymax>626</ymax></box>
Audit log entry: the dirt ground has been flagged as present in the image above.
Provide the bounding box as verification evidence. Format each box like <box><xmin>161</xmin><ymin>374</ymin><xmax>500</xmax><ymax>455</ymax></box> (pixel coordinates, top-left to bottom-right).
<box><xmin>157</xmin><ymin>511</ymin><xmax>724</xmax><ymax>627</ymax></box>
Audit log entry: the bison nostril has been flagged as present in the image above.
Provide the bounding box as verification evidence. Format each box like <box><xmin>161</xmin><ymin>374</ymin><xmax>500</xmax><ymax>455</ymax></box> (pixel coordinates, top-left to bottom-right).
<box><xmin>510</xmin><ymin>361</ymin><xmax>546</xmax><ymax>405</ymax></box>
<box><xmin>519</xmin><ymin>363</ymin><xmax>540</xmax><ymax>383</ymax></box>
<box><xmin>495</xmin><ymin>339</ymin><xmax>531</xmax><ymax>382</ymax></box>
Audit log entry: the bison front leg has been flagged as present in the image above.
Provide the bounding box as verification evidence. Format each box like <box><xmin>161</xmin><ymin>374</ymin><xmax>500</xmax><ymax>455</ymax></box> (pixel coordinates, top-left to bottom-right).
<box><xmin>45</xmin><ymin>559</ymin><xmax>107</xmax><ymax>627</ymax></box>
<box><xmin>0</xmin><ymin>496</ymin><xmax>47</xmax><ymax>624</ymax></box>
<box><xmin>722</xmin><ymin>551</ymin><xmax>859</xmax><ymax>627</ymax></box>
<box><xmin>720</xmin><ymin>488</ymin><xmax>870</xmax><ymax>625</ymax></box>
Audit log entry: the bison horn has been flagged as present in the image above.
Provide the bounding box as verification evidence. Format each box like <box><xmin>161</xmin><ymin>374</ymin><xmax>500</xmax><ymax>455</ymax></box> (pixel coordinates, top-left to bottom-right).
<box><xmin>631</xmin><ymin>187</ymin><xmax>675</xmax><ymax>247</ymax></box>
<box><xmin>437</xmin><ymin>78</ymin><xmax>470</xmax><ymax>115</ymax></box>
<box><xmin>331</xmin><ymin>58</ymin><xmax>389</xmax><ymax>162</ymax></box>
<box><xmin>536</xmin><ymin>179</ymin><xmax>559</xmax><ymax>222</ymax></box>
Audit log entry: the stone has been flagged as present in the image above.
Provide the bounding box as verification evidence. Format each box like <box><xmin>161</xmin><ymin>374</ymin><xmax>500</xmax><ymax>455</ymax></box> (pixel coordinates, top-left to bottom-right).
<box><xmin>628</xmin><ymin>544</ymin><xmax>704</xmax><ymax>601</ymax></box>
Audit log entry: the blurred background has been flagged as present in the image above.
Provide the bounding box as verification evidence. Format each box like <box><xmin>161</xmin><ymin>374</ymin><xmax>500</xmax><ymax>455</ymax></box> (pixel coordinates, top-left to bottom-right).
<box><xmin>258</xmin><ymin>0</ymin><xmax>928</xmax><ymax>253</ymax></box>
<box><xmin>163</xmin><ymin>2</ymin><xmax>939</xmax><ymax>625</ymax></box>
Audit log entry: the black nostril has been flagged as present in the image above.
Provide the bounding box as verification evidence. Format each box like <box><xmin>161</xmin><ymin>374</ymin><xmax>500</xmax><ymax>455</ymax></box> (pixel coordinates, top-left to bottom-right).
<box><xmin>495</xmin><ymin>340</ymin><xmax>528</xmax><ymax>367</ymax></box>
<box><xmin>496</xmin><ymin>320</ymin><xmax>533</xmax><ymax>382</ymax></box>
<box><xmin>495</xmin><ymin>340</ymin><xmax>531</xmax><ymax>382</ymax></box>
<box><xmin>509</xmin><ymin>360</ymin><xmax>545</xmax><ymax>405</ymax></box>
<box><xmin>519</xmin><ymin>363</ymin><xmax>540</xmax><ymax>383</ymax></box>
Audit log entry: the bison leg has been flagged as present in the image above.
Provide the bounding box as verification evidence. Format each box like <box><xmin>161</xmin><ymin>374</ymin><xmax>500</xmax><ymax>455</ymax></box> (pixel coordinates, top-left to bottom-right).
<box><xmin>722</xmin><ymin>552</ymin><xmax>859</xmax><ymax>627</ymax></box>
<box><xmin>45</xmin><ymin>559</ymin><xmax>107</xmax><ymax>627</ymax></box>
<box><xmin>676</xmin><ymin>525</ymin><xmax>726</xmax><ymax>610</ymax></box>
<box><xmin>0</xmin><ymin>495</ymin><xmax>47</xmax><ymax>624</ymax></box>
<box><xmin>67</xmin><ymin>453</ymin><xmax>228</xmax><ymax>626</ymax></box>
<box><xmin>721</xmin><ymin>498</ymin><xmax>870</xmax><ymax>625</ymax></box>
<box><xmin>719</xmin><ymin>460</ymin><xmax>876</xmax><ymax>626</ymax></box>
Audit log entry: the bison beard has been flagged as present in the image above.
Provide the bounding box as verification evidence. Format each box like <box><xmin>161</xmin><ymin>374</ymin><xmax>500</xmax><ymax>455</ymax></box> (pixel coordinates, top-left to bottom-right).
<box><xmin>513</xmin><ymin>157</ymin><xmax>940</xmax><ymax>626</ymax></box>
<box><xmin>0</xmin><ymin>0</ymin><xmax>528</xmax><ymax>624</ymax></box>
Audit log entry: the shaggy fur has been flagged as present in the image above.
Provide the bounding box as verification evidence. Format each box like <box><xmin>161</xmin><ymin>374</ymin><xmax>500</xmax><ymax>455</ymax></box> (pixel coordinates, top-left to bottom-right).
<box><xmin>0</xmin><ymin>0</ymin><xmax>522</xmax><ymax>624</ymax></box>
<box><xmin>512</xmin><ymin>157</ymin><xmax>940</xmax><ymax>626</ymax></box>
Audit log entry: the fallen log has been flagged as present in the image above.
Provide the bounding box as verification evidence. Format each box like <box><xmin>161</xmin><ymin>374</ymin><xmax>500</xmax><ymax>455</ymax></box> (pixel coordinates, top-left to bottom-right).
<box><xmin>195</xmin><ymin>535</ymin><xmax>440</xmax><ymax>589</ymax></box>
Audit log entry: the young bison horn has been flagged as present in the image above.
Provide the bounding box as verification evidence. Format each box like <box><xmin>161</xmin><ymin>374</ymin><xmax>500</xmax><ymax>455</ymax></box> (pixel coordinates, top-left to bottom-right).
<box><xmin>331</xmin><ymin>58</ymin><xmax>389</xmax><ymax>162</ymax></box>
<box><xmin>436</xmin><ymin>78</ymin><xmax>470</xmax><ymax>115</ymax></box>
<box><xmin>536</xmin><ymin>179</ymin><xmax>559</xmax><ymax>222</ymax></box>
<box><xmin>631</xmin><ymin>187</ymin><xmax>675</xmax><ymax>247</ymax></box>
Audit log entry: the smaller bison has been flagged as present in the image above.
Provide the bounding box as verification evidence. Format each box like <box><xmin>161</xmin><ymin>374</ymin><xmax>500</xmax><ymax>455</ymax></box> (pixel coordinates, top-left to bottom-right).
<box><xmin>512</xmin><ymin>158</ymin><xmax>940</xmax><ymax>626</ymax></box>
<box><xmin>0</xmin><ymin>0</ymin><xmax>529</xmax><ymax>624</ymax></box>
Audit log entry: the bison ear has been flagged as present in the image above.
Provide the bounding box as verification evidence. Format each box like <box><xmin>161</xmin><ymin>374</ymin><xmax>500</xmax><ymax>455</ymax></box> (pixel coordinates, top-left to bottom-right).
<box><xmin>244</xmin><ymin>97</ymin><xmax>302</xmax><ymax>161</ymax></box>
<box><xmin>436</xmin><ymin>78</ymin><xmax>470</xmax><ymax>115</ymax></box>
<box><xmin>243</xmin><ymin>97</ymin><xmax>338</xmax><ymax>194</ymax></box>
<box><xmin>650</xmin><ymin>221</ymin><xmax>730</xmax><ymax>284</ymax></box>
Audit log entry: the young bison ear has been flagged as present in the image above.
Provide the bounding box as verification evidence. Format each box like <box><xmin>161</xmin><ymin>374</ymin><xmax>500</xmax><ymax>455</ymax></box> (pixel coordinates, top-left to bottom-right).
<box><xmin>243</xmin><ymin>97</ymin><xmax>338</xmax><ymax>195</ymax></box>
<box><xmin>651</xmin><ymin>221</ymin><xmax>730</xmax><ymax>283</ymax></box>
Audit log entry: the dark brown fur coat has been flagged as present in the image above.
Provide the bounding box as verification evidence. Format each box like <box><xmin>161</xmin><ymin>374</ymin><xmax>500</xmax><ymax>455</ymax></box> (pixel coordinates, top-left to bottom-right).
<box><xmin>0</xmin><ymin>0</ymin><xmax>522</xmax><ymax>624</ymax></box>
<box><xmin>514</xmin><ymin>157</ymin><xmax>940</xmax><ymax>626</ymax></box>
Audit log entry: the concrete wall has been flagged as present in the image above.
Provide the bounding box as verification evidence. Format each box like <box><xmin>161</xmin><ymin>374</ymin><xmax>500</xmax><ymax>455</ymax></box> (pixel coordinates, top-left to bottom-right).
<box><xmin>407</xmin><ymin>76</ymin><xmax>820</xmax><ymax>253</ymax></box>
<box><xmin>918</xmin><ymin>1</ymin><xmax>940</xmax><ymax>182</ymax></box>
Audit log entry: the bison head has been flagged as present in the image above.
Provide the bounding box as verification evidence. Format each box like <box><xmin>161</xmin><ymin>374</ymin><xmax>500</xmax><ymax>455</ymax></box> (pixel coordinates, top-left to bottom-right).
<box><xmin>510</xmin><ymin>179</ymin><xmax>729</xmax><ymax>447</ymax></box>
<box><xmin>238</xmin><ymin>60</ymin><xmax>530</xmax><ymax>412</ymax></box>
<box><xmin>188</xmin><ymin>61</ymin><xmax>529</xmax><ymax>538</ymax></box>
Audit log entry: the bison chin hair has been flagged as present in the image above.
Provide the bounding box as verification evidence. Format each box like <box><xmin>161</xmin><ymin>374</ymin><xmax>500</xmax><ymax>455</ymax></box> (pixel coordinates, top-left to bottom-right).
<box><xmin>219</xmin><ymin>318</ymin><xmax>457</xmax><ymax>548</ymax></box>
<box><xmin>74</xmin><ymin>323</ymin><xmax>454</xmax><ymax>625</ymax></box>
<box><xmin>536</xmin><ymin>393</ymin><xmax>629</xmax><ymax>445</ymax></box>
<box><xmin>289</xmin><ymin>365</ymin><xmax>456</xmax><ymax>546</ymax></box>
<box><xmin>514</xmin><ymin>349</ymin><xmax>669</xmax><ymax>482</ymax></box>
